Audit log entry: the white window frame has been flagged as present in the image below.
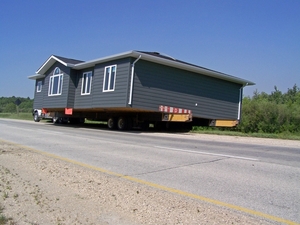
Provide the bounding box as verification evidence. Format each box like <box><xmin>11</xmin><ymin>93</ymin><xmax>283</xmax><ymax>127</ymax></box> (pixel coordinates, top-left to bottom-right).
<box><xmin>81</xmin><ymin>71</ymin><xmax>93</xmax><ymax>95</ymax></box>
<box><xmin>103</xmin><ymin>65</ymin><xmax>117</xmax><ymax>92</ymax></box>
<box><xmin>36</xmin><ymin>81</ymin><xmax>42</xmax><ymax>92</ymax></box>
<box><xmin>48</xmin><ymin>67</ymin><xmax>63</xmax><ymax>96</ymax></box>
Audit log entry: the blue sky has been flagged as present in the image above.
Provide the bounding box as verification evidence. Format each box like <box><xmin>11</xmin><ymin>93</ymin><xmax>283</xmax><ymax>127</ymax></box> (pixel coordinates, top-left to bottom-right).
<box><xmin>0</xmin><ymin>0</ymin><xmax>299</xmax><ymax>98</ymax></box>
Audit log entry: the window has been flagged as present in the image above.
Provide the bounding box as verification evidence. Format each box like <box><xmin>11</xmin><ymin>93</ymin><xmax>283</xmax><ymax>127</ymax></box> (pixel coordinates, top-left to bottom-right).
<box><xmin>103</xmin><ymin>65</ymin><xmax>117</xmax><ymax>92</ymax></box>
<box><xmin>48</xmin><ymin>67</ymin><xmax>63</xmax><ymax>96</ymax></box>
<box><xmin>81</xmin><ymin>71</ymin><xmax>92</xmax><ymax>95</ymax></box>
<box><xmin>36</xmin><ymin>81</ymin><xmax>42</xmax><ymax>92</ymax></box>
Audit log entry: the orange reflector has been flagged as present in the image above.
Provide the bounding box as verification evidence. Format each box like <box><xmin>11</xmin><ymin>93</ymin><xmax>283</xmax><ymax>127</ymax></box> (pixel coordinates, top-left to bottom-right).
<box><xmin>65</xmin><ymin>108</ymin><xmax>73</xmax><ymax>115</ymax></box>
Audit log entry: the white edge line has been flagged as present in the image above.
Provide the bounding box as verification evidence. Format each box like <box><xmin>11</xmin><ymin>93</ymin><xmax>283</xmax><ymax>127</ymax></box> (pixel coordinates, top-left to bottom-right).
<box><xmin>154</xmin><ymin>146</ymin><xmax>259</xmax><ymax>161</ymax></box>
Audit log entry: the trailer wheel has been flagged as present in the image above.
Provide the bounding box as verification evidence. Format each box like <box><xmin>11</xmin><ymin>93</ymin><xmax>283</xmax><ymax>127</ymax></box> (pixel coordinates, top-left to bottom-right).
<box><xmin>53</xmin><ymin>117</ymin><xmax>60</xmax><ymax>124</ymax></box>
<box><xmin>53</xmin><ymin>117</ymin><xmax>65</xmax><ymax>124</ymax></box>
<box><xmin>117</xmin><ymin>117</ymin><xmax>127</xmax><ymax>130</ymax></box>
<box><xmin>33</xmin><ymin>112</ymin><xmax>40</xmax><ymax>122</ymax></box>
<box><xmin>107</xmin><ymin>117</ymin><xmax>117</xmax><ymax>130</ymax></box>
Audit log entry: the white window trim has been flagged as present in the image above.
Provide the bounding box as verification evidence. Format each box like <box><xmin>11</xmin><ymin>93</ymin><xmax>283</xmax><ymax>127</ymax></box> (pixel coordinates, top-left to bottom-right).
<box><xmin>103</xmin><ymin>65</ymin><xmax>117</xmax><ymax>92</ymax></box>
<box><xmin>81</xmin><ymin>71</ymin><xmax>93</xmax><ymax>95</ymax></box>
<box><xmin>48</xmin><ymin>67</ymin><xmax>63</xmax><ymax>96</ymax></box>
<box><xmin>36</xmin><ymin>81</ymin><xmax>42</xmax><ymax>92</ymax></box>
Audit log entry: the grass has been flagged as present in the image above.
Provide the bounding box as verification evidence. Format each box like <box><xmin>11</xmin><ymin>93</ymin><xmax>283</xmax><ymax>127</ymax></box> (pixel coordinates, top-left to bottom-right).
<box><xmin>0</xmin><ymin>204</ymin><xmax>13</xmax><ymax>225</ymax></box>
<box><xmin>0</xmin><ymin>214</ymin><xmax>8</xmax><ymax>225</ymax></box>
<box><xmin>2</xmin><ymin>192</ymin><xmax>8</xmax><ymax>200</ymax></box>
<box><xmin>191</xmin><ymin>126</ymin><xmax>300</xmax><ymax>140</ymax></box>
<box><xmin>0</xmin><ymin>113</ymin><xmax>32</xmax><ymax>121</ymax></box>
<box><xmin>85</xmin><ymin>119</ymin><xmax>106</xmax><ymax>125</ymax></box>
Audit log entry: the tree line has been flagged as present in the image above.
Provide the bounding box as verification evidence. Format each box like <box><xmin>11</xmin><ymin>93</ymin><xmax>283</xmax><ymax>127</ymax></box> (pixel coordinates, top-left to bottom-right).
<box><xmin>237</xmin><ymin>84</ymin><xmax>300</xmax><ymax>134</ymax></box>
<box><xmin>0</xmin><ymin>96</ymin><xmax>33</xmax><ymax>113</ymax></box>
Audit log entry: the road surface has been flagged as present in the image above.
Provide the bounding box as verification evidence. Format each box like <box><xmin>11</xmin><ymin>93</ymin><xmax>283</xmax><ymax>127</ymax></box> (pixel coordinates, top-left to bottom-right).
<box><xmin>0</xmin><ymin>118</ymin><xmax>299</xmax><ymax>224</ymax></box>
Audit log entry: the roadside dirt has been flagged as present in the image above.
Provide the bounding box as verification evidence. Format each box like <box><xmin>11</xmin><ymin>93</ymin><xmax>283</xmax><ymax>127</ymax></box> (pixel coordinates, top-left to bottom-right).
<box><xmin>0</xmin><ymin>139</ymin><xmax>280</xmax><ymax>225</ymax></box>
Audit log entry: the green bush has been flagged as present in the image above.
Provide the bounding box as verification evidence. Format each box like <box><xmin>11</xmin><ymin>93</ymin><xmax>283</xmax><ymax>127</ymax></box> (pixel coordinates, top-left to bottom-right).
<box><xmin>238</xmin><ymin>84</ymin><xmax>300</xmax><ymax>134</ymax></box>
<box><xmin>0</xmin><ymin>97</ymin><xmax>33</xmax><ymax>114</ymax></box>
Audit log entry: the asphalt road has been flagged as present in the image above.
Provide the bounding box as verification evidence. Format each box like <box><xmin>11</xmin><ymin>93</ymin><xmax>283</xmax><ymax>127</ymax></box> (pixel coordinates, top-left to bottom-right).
<box><xmin>0</xmin><ymin>119</ymin><xmax>299</xmax><ymax>224</ymax></box>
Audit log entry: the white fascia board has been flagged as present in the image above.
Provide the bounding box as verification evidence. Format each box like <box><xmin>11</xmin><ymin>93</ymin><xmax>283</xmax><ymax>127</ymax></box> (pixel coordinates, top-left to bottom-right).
<box><xmin>73</xmin><ymin>51</ymin><xmax>134</xmax><ymax>69</ymax></box>
<box><xmin>36</xmin><ymin>55</ymin><xmax>74</xmax><ymax>75</ymax></box>
<box><xmin>36</xmin><ymin>56</ymin><xmax>55</xmax><ymax>74</ymax></box>
<box><xmin>28</xmin><ymin>74</ymin><xmax>45</xmax><ymax>80</ymax></box>
<box><xmin>52</xmin><ymin>55</ymin><xmax>69</xmax><ymax>66</ymax></box>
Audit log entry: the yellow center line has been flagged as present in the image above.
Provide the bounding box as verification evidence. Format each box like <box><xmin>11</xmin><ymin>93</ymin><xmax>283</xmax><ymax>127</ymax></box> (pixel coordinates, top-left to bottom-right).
<box><xmin>1</xmin><ymin>139</ymin><xmax>299</xmax><ymax>225</ymax></box>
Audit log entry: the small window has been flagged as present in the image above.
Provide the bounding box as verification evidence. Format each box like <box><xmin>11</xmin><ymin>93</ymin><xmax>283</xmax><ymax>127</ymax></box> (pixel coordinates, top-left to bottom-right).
<box><xmin>48</xmin><ymin>67</ymin><xmax>63</xmax><ymax>96</ymax></box>
<box><xmin>37</xmin><ymin>81</ymin><xmax>42</xmax><ymax>92</ymax></box>
<box><xmin>81</xmin><ymin>71</ymin><xmax>93</xmax><ymax>95</ymax></box>
<box><xmin>54</xmin><ymin>67</ymin><xmax>61</xmax><ymax>75</ymax></box>
<box><xmin>103</xmin><ymin>65</ymin><xmax>117</xmax><ymax>92</ymax></box>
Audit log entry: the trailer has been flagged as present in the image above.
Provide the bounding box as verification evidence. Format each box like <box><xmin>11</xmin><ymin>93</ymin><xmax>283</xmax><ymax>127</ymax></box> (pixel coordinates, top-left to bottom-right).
<box><xmin>29</xmin><ymin>51</ymin><xmax>254</xmax><ymax>131</ymax></box>
<box><xmin>32</xmin><ymin>104</ymin><xmax>192</xmax><ymax>130</ymax></box>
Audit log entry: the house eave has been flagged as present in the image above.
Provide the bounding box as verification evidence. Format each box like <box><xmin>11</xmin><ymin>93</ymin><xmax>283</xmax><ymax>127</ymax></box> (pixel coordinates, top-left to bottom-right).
<box><xmin>28</xmin><ymin>74</ymin><xmax>45</xmax><ymax>80</ymax></box>
<box><xmin>74</xmin><ymin>51</ymin><xmax>254</xmax><ymax>86</ymax></box>
<box><xmin>36</xmin><ymin>55</ymin><xmax>76</xmax><ymax>75</ymax></box>
<box><xmin>30</xmin><ymin>50</ymin><xmax>255</xmax><ymax>86</ymax></box>
<box><xmin>73</xmin><ymin>51</ymin><xmax>134</xmax><ymax>69</ymax></box>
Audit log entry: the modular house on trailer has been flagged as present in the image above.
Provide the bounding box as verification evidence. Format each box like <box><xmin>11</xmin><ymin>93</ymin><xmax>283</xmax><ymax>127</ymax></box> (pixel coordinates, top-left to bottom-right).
<box><xmin>28</xmin><ymin>50</ymin><xmax>254</xmax><ymax>130</ymax></box>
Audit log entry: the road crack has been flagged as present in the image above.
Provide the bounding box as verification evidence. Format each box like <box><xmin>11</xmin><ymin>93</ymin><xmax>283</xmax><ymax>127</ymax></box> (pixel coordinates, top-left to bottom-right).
<box><xmin>128</xmin><ymin>157</ymin><xmax>228</xmax><ymax>176</ymax></box>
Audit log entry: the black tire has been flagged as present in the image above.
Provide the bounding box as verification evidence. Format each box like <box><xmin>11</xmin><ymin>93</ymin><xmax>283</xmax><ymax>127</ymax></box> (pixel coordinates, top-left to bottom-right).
<box><xmin>117</xmin><ymin>117</ymin><xmax>127</xmax><ymax>130</ymax></box>
<box><xmin>107</xmin><ymin>117</ymin><xmax>117</xmax><ymax>130</ymax></box>
<box><xmin>33</xmin><ymin>112</ymin><xmax>40</xmax><ymax>122</ymax></box>
<box><xmin>52</xmin><ymin>117</ymin><xmax>63</xmax><ymax>124</ymax></box>
<box><xmin>52</xmin><ymin>117</ymin><xmax>58</xmax><ymax>124</ymax></box>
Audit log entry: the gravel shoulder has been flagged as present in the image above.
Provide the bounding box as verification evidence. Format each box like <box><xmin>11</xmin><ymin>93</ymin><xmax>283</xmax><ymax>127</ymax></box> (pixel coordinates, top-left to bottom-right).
<box><xmin>0</xmin><ymin>139</ymin><xmax>283</xmax><ymax>225</ymax></box>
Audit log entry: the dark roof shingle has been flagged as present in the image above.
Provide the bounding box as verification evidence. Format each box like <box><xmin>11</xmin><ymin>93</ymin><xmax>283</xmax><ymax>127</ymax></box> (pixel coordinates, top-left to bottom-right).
<box><xmin>53</xmin><ymin>55</ymin><xmax>84</xmax><ymax>64</ymax></box>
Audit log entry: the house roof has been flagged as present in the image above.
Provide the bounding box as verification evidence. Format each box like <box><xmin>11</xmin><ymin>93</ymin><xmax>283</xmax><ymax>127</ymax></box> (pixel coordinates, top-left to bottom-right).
<box><xmin>53</xmin><ymin>55</ymin><xmax>84</xmax><ymax>64</ymax></box>
<box><xmin>28</xmin><ymin>55</ymin><xmax>84</xmax><ymax>80</ymax></box>
<box><xmin>28</xmin><ymin>50</ymin><xmax>255</xmax><ymax>86</ymax></box>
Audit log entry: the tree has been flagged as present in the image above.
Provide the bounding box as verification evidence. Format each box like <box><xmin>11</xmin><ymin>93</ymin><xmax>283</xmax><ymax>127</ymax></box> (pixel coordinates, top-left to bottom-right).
<box><xmin>0</xmin><ymin>97</ymin><xmax>33</xmax><ymax>113</ymax></box>
<box><xmin>238</xmin><ymin>84</ymin><xmax>300</xmax><ymax>134</ymax></box>
<box><xmin>4</xmin><ymin>102</ymin><xmax>16</xmax><ymax>113</ymax></box>
<box><xmin>269</xmin><ymin>86</ymin><xmax>283</xmax><ymax>104</ymax></box>
<box><xmin>19</xmin><ymin>101</ymin><xmax>33</xmax><ymax>113</ymax></box>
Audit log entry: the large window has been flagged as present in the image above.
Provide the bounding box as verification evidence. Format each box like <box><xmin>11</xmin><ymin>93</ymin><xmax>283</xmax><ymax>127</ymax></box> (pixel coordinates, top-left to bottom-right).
<box><xmin>36</xmin><ymin>81</ymin><xmax>42</xmax><ymax>92</ymax></box>
<box><xmin>103</xmin><ymin>65</ymin><xmax>117</xmax><ymax>92</ymax></box>
<box><xmin>48</xmin><ymin>67</ymin><xmax>63</xmax><ymax>96</ymax></box>
<box><xmin>81</xmin><ymin>71</ymin><xmax>93</xmax><ymax>95</ymax></box>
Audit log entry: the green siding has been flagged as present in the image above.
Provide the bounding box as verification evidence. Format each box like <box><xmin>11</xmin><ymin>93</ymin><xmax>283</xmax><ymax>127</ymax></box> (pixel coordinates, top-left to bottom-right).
<box><xmin>132</xmin><ymin>60</ymin><xmax>241</xmax><ymax>119</ymax></box>
<box><xmin>33</xmin><ymin>79</ymin><xmax>44</xmax><ymax>109</ymax></box>
<box><xmin>33</xmin><ymin>62</ymin><xmax>71</xmax><ymax>110</ymax></box>
<box><xmin>74</xmin><ymin>67</ymin><xmax>94</xmax><ymax>109</ymax></box>
<box><xmin>32</xmin><ymin>56</ymin><xmax>242</xmax><ymax>120</ymax></box>
<box><xmin>91</xmin><ymin>58</ymin><xmax>131</xmax><ymax>108</ymax></box>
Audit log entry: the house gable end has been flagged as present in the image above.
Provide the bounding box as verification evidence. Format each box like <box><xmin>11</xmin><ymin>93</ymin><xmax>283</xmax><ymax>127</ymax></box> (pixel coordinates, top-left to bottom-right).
<box><xmin>28</xmin><ymin>55</ymin><xmax>84</xmax><ymax>80</ymax></box>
